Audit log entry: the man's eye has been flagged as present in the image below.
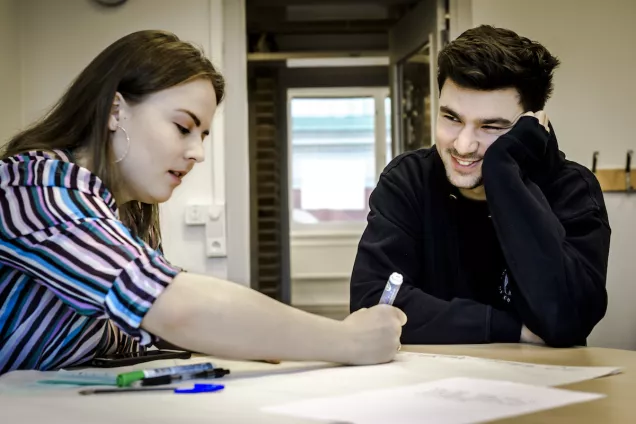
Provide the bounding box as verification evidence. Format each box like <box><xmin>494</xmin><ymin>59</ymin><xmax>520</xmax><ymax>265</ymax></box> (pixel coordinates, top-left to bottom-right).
<box><xmin>483</xmin><ymin>125</ymin><xmax>504</xmax><ymax>131</ymax></box>
<box><xmin>444</xmin><ymin>115</ymin><xmax>459</xmax><ymax>122</ymax></box>
<box><xmin>175</xmin><ymin>124</ymin><xmax>190</xmax><ymax>135</ymax></box>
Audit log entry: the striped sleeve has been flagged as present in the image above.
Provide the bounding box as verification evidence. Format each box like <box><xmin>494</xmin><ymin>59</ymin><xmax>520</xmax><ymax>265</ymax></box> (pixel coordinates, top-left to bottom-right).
<box><xmin>0</xmin><ymin>155</ymin><xmax>180</xmax><ymax>344</ymax></box>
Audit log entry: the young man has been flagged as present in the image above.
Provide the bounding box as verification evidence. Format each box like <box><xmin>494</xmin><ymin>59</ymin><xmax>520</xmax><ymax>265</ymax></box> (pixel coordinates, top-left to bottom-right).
<box><xmin>350</xmin><ymin>25</ymin><xmax>610</xmax><ymax>347</ymax></box>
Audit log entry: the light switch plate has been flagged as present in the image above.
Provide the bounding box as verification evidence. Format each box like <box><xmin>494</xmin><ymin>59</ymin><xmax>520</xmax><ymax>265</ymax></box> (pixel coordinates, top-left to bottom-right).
<box><xmin>185</xmin><ymin>204</ymin><xmax>208</xmax><ymax>226</ymax></box>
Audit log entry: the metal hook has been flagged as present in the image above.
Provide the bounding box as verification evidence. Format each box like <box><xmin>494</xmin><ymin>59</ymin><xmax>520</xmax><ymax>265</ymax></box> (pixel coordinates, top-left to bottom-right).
<box><xmin>626</xmin><ymin>150</ymin><xmax>633</xmax><ymax>191</ymax></box>
<box><xmin>592</xmin><ymin>151</ymin><xmax>599</xmax><ymax>173</ymax></box>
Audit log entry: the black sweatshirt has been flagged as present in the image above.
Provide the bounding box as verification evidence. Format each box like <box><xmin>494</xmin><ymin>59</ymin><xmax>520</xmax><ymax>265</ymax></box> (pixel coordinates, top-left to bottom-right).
<box><xmin>350</xmin><ymin>116</ymin><xmax>611</xmax><ymax>347</ymax></box>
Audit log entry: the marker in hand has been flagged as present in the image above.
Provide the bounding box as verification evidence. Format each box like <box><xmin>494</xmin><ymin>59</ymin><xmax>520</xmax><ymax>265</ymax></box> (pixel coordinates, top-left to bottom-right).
<box><xmin>378</xmin><ymin>272</ymin><xmax>403</xmax><ymax>305</ymax></box>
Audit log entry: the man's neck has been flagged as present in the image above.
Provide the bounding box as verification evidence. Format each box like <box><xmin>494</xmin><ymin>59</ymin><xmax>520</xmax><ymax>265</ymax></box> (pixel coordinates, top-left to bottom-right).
<box><xmin>459</xmin><ymin>185</ymin><xmax>487</xmax><ymax>201</ymax></box>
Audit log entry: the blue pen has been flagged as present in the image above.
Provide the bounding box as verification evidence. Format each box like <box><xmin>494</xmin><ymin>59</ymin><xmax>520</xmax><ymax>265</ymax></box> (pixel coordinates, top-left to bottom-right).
<box><xmin>78</xmin><ymin>384</ymin><xmax>224</xmax><ymax>395</ymax></box>
<box><xmin>175</xmin><ymin>384</ymin><xmax>224</xmax><ymax>394</ymax></box>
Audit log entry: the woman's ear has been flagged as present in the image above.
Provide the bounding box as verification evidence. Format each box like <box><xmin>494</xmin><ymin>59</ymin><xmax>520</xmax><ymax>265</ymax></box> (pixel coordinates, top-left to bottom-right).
<box><xmin>108</xmin><ymin>92</ymin><xmax>126</xmax><ymax>131</ymax></box>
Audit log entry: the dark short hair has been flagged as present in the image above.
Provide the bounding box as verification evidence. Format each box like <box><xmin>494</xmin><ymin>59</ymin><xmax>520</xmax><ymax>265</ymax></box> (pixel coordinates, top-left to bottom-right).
<box><xmin>437</xmin><ymin>25</ymin><xmax>560</xmax><ymax>111</ymax></box>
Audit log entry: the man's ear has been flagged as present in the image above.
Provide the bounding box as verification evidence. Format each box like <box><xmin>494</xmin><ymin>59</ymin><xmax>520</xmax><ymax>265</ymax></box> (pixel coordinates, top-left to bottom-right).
<box><xmin>108</xmin><ymin>92</ymin><xmax>127</xmax><ymax>132</ymax></box>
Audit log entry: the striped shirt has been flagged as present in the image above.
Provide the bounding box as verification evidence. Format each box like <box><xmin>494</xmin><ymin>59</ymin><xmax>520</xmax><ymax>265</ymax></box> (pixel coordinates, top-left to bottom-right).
<box><xmin>0</xmin><ymin>150</ymin><xmax>180</xmax><ymax>374</ymax></box>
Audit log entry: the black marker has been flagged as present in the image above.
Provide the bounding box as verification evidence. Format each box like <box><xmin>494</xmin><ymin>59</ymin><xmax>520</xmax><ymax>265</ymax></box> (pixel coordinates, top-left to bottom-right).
<box><xmin>140</xmin><ymin>368</ymin><xmax>230</xmax><ymax>386</ymax></box>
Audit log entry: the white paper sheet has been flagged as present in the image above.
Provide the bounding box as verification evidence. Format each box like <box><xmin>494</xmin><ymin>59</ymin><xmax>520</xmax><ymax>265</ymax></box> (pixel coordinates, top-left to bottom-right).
<box><xmin>263</xmin><ymin>377</ymin><xmax>605</xmax><ymax>424</ymax></box>
<box><xmin>237</xmin><ymin>352</ymin><xmax>621</xmax><ymax>399</ymax></box>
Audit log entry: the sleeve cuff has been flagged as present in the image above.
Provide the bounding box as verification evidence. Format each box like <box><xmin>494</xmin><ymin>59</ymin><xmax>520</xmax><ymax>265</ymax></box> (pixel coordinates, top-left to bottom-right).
<box><xmin>105</xmin><ymin>251</ymin><xmax>181</xmax><ymax>345</ymax></box>
<box><xmin>489</xmin><ymin>307</ymin><xmax>522</xmax><ymax>343</ymax></box>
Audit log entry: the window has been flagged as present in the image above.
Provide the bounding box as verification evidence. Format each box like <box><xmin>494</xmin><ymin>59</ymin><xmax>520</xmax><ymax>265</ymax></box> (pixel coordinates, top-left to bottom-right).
<box><xmin>288</xmin><ymin>88</ymin><xmax>391</xmax><ymax>229</ymax></box>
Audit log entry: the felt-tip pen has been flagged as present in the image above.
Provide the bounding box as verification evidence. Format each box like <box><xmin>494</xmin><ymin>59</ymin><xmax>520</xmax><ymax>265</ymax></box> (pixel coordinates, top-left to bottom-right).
<box><xmin>140</xmin><ymin>368</ymin><xmax>230</xmax><ymax>387</ymax></box>
<box><xmin>116</xmin><ymin>362</ymin><xmax>214</xmax><ymax>387</ymax></box>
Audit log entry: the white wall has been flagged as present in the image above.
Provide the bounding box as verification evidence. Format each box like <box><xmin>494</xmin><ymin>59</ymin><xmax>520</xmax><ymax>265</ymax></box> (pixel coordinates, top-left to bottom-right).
<box><xmin>0</xmin><ymin>0</ymin><xmax>21</xmax><ymax>146</ymax></box>
<box><xmin>15</xmin><ymin>0</ymin><xmax>250</xmax><ymax>283</ymax></box>
<box><xmin>469</xmin><ymin>0</ymin><xmax>636</xmax><ymax>349</ymax></box>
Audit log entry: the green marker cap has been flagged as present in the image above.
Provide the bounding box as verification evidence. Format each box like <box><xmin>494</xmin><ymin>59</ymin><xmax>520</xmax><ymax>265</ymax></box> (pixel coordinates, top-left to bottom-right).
<box><xmin>117</xmin><ymin>371</ymin><xmax>145</xmax><ymax>387</ymax></box>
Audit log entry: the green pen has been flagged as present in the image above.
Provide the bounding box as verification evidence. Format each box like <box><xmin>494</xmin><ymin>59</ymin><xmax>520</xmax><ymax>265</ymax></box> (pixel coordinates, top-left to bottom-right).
<box><xmin>116</xmin><ymin>362</ymin><xmax>214</xmax><ymax>387</ymax></box>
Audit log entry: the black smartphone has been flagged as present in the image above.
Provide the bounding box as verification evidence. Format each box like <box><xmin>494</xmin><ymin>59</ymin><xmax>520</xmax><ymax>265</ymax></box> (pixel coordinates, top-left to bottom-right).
<box><xmin>90</xmin><ymin>349</ymin><xmax>192</xmax><ymax>368</ymax></box>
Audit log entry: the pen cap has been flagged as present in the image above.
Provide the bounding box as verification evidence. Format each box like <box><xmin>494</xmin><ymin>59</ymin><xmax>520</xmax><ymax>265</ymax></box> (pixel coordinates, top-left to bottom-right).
<box><xmin>212</xmin><ymin>368</ymin><xmax>230</xmax><ymax>377</ymax></box>
<box><xmin>388</xmin><ymin>272</ymin><xmax>403</xmax><ymax>286</ymax></box>
<box><xmin>194</xmin><ymin>368</ymin><xmax>230</xmax><ymax>379</ymax></box>
<box><xmin>117</xmin><ymin>371</ymin><xmax>145</xmax><ymax>387</ymax></box>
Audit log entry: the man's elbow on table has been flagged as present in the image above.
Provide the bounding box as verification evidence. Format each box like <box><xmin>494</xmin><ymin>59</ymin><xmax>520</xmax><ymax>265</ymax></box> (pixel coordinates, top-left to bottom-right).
<box><xmin>528</xmin><ymin>311</ymin><xmax>603</xmax><ymax>348</ymax></box>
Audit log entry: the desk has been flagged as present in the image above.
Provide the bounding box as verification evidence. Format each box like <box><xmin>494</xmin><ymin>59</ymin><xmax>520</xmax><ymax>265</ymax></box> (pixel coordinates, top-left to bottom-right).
<box><xmin>1</xmin><ymin>344</ymin><xmax>634</xmax><ymax>424</ymax></box>
<box><xmin>405</xmin><ymin>344</ymin><xmax>636</xmax><ymax>423</ymax></box>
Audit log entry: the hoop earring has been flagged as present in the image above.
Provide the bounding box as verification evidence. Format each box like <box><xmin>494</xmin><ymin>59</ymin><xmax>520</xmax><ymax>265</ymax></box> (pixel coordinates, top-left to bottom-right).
<box><xmin>113</xmin><ymin>125</ymin><xmax>130</xmax><ymax>163</ymax></box>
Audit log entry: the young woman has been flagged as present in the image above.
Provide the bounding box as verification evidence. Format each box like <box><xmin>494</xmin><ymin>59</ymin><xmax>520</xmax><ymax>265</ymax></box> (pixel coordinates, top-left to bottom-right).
<box><xmin>0</xmin><ymin>30</ymin><xmax>405</xmax><ymax>374</ymax></box>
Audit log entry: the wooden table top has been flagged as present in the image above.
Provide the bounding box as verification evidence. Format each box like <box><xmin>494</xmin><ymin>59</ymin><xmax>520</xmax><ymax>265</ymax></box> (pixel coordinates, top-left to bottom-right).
<box><xmin>403</xmin><ymin>343</ymin><xmax>635</xmax><ymax>423</ymax></box>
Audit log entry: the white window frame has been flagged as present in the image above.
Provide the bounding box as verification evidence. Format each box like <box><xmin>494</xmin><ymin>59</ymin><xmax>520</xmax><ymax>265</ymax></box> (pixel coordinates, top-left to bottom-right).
<box><xmin>287</xmin><ymin>87</ymin><xmax>391</xmax><ymax>236</ymax></box>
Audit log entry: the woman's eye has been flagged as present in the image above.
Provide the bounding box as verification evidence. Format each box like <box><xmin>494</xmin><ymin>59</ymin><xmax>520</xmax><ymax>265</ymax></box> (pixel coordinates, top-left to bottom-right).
<box><xmin>175</xmin><ymin>124</ymin><xmax>190</xmax><ymax>135</ymax></box>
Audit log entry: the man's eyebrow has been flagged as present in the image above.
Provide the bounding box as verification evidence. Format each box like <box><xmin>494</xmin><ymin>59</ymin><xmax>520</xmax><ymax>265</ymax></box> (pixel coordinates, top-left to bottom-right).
<box><xmin>440</xmin><ymin>105</ymin><xmax>513</xmax><ymax>127</ymax></box>
<box><xmin>440</xmin><ymin>105</ymin><xmax>460</xmax><ymax>118</ymax></box>
<box><xmin>177</xmin><ymin>109</ymin><xmax>201</xmax><ymax>127</ymax></box>
<box><xmin>480</xmin><ymin>117</ymin><xmax>513</xmax><ymax>126</ymax></box>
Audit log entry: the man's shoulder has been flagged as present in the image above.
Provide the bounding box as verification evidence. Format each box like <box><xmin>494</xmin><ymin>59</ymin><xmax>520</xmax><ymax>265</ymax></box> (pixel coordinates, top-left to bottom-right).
<box><xmin>382</xmin><ymin>147</ymin><xmax>439</xmax><ymax>179</ymax></box>
<box><xmin>547</xmin><ymin>159</ymin><xmax>607</xmax><ymax>221</ymax></box>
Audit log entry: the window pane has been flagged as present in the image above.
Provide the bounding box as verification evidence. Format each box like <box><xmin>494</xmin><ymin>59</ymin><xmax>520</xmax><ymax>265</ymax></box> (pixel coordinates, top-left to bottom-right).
<box><xmin>291</xmin><ymin>97</ymin><xmax>375</xmax><ymax>224</ymax></box>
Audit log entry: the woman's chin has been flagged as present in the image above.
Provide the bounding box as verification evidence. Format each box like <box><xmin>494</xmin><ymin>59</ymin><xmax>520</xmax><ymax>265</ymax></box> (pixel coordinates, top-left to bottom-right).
<box><xmin>138</xmin><ymin>190</ymin><xmax>173</xmax><ymax>205</ymax></box>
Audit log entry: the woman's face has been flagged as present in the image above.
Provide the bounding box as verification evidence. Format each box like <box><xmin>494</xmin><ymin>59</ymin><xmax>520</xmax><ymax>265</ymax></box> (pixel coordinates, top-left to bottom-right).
<box><xmin>109</xmin><ymin>78</ymin><xmax>218</xmax><ymax>204</ymax></box>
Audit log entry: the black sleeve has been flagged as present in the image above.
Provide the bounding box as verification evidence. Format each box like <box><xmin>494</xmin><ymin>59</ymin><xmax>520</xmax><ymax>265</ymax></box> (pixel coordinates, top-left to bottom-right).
<box><xmin>350</xmin><ymin>159</ymin><xmax>522</xmax><ymax>344</ymax></box>
<box><xmin>482</xmin><ymin>116</ymin><xmax>610</xmax><ymax>347</ymax></box>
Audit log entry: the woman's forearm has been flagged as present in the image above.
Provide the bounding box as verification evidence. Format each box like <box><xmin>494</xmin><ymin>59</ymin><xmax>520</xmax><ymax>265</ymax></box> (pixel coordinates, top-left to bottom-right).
<box><xmin>142</xmin><ymin>272</ymin><xmax>354</xmax><ymax>363</ymax></box>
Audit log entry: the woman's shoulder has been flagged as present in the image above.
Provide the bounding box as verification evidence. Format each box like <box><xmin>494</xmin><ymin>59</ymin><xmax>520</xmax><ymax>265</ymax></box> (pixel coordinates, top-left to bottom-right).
<box><xmin>0</xmin><ymin>149</ymin><xmax>116</xmax><ymax>211</ymax></box>
<box><xmin>1</xmin><ymin>149</ymin><xmax>72</xmax><ymax>163</ymax></box>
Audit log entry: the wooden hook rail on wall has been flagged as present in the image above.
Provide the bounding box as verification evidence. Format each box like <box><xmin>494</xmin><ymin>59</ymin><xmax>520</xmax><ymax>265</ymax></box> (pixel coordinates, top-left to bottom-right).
<box><xmin>592</xmin><ymin>150</ymin><xmax>635</xmax><ymax>193</ymax></box>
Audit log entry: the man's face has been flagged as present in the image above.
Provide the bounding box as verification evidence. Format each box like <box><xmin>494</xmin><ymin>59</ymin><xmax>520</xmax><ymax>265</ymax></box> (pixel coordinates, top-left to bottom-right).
<box><xmin>435</xmin><ymin>79</ymin><xmax>524</xmax><ymax>199</ymax></box>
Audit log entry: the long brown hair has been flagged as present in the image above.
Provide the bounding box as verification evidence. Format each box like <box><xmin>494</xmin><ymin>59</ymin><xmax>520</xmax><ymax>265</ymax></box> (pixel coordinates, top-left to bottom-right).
<box><xmin>2</xmin><ymin>30</ymin><xmax>225</xmax><ymax>249</ymax></box>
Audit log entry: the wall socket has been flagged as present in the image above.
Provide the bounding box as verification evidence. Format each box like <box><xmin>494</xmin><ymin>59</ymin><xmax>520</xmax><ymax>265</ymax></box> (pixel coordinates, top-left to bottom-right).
<box><xmin>184</xmin><ymin>203</ymin><xmax>227</xmax><ymax>258</ymax></box>
<box><xmin>206</xmin><ymin>237</ymin><xmax>226</xmax><ymax>257</ymax></box>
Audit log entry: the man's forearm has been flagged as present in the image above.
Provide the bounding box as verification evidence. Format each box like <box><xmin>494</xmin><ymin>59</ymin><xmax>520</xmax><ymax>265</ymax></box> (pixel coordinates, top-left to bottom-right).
<box><xmin>483</xmin><ymin>132</ymin><xmax>609</xmax><ymax>347</ymax></box>
<box><xmin>352</xmin><ymin>282</ymin><xmax>521</xmax><ymax>344</ymax></box>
